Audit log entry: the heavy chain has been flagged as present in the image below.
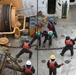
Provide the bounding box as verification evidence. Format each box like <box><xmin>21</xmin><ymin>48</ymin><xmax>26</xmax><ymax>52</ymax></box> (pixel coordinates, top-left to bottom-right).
<box><xmin>0</xmin><ymin>45</ymin><xmax>37</xmax><ymax>49</ymax></box>
<box><xmin>0</xmin><ymin>45</ymin><xmax>22</xmax><ymax>48</ymax></box>
<box><xmin>1</xmin><ymin>44</ymin><xmax>76</xmax><ymax>50</ymax></box>
<box><xmin>35</xmin><ymin>47</ymin><xmax>76</xmax><ymax>50</ymax></box>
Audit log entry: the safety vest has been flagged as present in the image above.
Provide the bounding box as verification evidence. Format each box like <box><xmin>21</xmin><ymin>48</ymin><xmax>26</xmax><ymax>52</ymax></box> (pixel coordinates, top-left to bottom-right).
<box><xmin>47</xmin><ymin>30</ymin><xmax>53</xmax><ymax>34</ymax></box>
<box><xmin>49</xmin><ymin>61</ymin><xmax>56</xmax><ymax>69</ymax></box>
<box><xmin>50</xmin><ymin>23</ymin><xmax>54</xmax><ymax>28</ymax></box>
<box><xmin>65</xmin><ymin>39</ymin><xmax>73</xmax><ymax>45</ymax></box>
<box><xmin>24</xmin><ymin>66</ymin><xmax>33</xmax><ymax>74</ymax></box>
<box><xmin>23</xmin><ymin>42</ymin><xmax>30</xmax><ymax>50</ymax></box>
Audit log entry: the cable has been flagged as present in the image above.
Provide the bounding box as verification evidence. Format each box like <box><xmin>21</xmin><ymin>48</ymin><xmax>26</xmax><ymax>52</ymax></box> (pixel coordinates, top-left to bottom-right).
<box><xmin>11</xmin><ymin>59</ymin><xmax>17</xmax><ymax>75</ymax></box>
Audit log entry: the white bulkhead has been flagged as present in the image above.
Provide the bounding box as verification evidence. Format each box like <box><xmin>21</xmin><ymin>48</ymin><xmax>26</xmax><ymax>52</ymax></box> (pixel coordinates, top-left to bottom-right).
<box><xmin>17</xmin><ymin>0</ymin><xmax>76</xmax><ymax>18</ymax></box>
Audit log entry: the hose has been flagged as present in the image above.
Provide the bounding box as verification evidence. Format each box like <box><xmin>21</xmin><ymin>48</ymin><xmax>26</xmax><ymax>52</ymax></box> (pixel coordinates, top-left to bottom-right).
<box><xmin>14</xmin><ymin>27</ymin><xmax>20</xmax><ymax>38</ymax></box>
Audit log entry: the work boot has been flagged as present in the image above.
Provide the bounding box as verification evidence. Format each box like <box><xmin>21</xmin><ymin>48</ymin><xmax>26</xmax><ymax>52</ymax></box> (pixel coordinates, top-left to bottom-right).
<box><xmin>42</xmin><ymin>43</ymin><xmax>45</xmax><ymax>47</ymax></box>
<box><xmin>71</xmin><ymin>54</ymin><xmax>73</xmax><ymax>59</ymax></box>
<box><xmin>29</xmin><ymin>52</ymin><xmax>32</xmax><ymax>59</ymax></box>
<box><xmin>53</xmin><ymin>35</ymin><xmax>58</xmax><ymax>38</ymax></box>
<box><xmin>29</xmin><ymin>56</ymin><xmax>32</xmax><ymax>59</ymax></box>
<box><xmin>48</xmin><ymin>45</ymin><xmax>51</xmax><ymax>48</ymax></box>
<box><xmin>60</xmin><ymin>53</ymin><xmax>64</xmax><ymax>56</ymax></box>
<box><xmin>38</xmin><ymin>46</ymin><xmax>41</xmax><ymax>48</ymax></box>
<box><xmin>16</xmin><ymin>55</ymin><xmax>19</xmax><ymax>58</ymax></box>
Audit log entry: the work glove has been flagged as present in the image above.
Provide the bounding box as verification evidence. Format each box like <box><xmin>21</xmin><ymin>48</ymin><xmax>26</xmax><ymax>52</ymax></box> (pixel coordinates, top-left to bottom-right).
<box><xmin>74</xmin><ymin>38</ymin><xmax>76</xmax><ymax>41</ymax></box>
<box><xmin>54</xmin><ymin>22</ymin><xmax>57</xmax><ymax>25</ymax></box>
<box><xmin>20</xmin><ymin>45</ymin><xmax>23</xmax><ymax>48</ymax></box>
<box><xmin>60</xmin><ymin>63</ymin><xmax>64</xmax><ymax>66</ymax></box>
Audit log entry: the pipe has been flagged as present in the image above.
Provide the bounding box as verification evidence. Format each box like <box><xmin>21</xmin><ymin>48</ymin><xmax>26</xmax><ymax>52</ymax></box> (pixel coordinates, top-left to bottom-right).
<box><xmin>0</xmin><ymin>54</ymin><xmax>7</xmax><ymax>74</ymax></box>
<box><xmin>5</xmin><ymin>63</ymin><xmax>23</xmax><ymax>72</ymax></box>
<box><xmin>17</xmin><ymin>14</ymin><xmax>26</xmax><ymax>32</ymax></box>
<box><xmin>0</xmin><ymin>27</ymin><xmax>19</xmax><ymax>34</ymax></box>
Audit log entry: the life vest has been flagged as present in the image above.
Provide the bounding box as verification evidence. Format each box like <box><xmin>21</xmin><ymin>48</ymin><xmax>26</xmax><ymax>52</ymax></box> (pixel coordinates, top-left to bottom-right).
<box><xmin>49</xmin><ymin>61</ymin><xmax>56</xmax><ymax>69</ymax></box>
<box><xmin>65</xmin><ymin>39</ymin><xmax>73</xmax><ymax>45</ymax></box>
<box><xmin>50</xmin><ymin>23</ymin><xmax>54</xmax><ymax>28</ymax></box>
<box><xmin>23</xmin><ymin>42</ymin><xmax>30</xmax><ymax>50</ymax></box>
<box><xmin>24</xmin><ymin>66</ymin><xmax>33</xmax><ymax>74</ymax></box>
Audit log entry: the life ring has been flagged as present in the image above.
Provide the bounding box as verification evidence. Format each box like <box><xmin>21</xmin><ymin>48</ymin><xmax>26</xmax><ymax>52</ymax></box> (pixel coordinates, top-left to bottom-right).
<box><xmin>0</xmin><ymin>37</ymin><xmax>9</xmax><ymax>45</ymax></box>
<box><xmin>14</xmin><ymin>28</ymin><xmax>20</xmax><ymax>38</ymax></box>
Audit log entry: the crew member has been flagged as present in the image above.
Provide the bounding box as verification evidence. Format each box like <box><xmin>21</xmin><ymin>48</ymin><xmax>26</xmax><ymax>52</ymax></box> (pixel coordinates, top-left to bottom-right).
<box><xmin>16</xmin><ymin>38</ymin><xmax>32</xmax><ymax>59</ymax></box>
<box><xmin>47</xmin><ymin>55</ymin><xmax>63</xmax><ymax>75</ymax></box>
<box><xmin>29</xmin><ymin>32</ymin><xmax>41</xmax><ymax>47</ymax></box>
<box><xmin>23</xmin><ymin>60</ymin><xmax>35</xmax><ymax>75</ymax></box>
<box><xmin>60</xmin><ymin>36</ymin><xmax>75</xmax><ymax>56</ymax></box>
<box><xmin>42</xmin><ymin>30</ymin><xmax>53</xmax><ymax>47</ymax></box>
<box><xmin>47</xmin><ymin>18</ymin><xmax>58</xmax><ymax>38</ymax></box>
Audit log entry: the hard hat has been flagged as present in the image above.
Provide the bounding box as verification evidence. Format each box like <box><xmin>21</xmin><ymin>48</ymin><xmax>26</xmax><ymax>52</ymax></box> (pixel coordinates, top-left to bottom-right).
<box><xmin>66</xmin><ymin>36</ymin><xmax>70</xmax><ymax>39</ymax></box>
<box><xmin>26</xmin><ymin>60</ymin><xmax>31</xmax><ymax>65</ymax></box>
<box><xmin>49</xmin><ymin>18</ymin><xmax>54</xmax><ymax>22</ymax></box>
<box><xmin>36</xmin><ymin>32</ymin><xmax>41</xmax><ymax>37</ymax></box>
<box><xmin>25</xmin><ymin>38</ymin><xmax>29</xmax><ymax>42</ymax></box>
<box><xmin>50</xmin><ymin>55</ymin><xmax>55</xmax><ymax>59</ymax></box>
<box><xmin>48</xmin><ymin>32</ymin><xmax>53</xmax><ymax>37</ymax></box>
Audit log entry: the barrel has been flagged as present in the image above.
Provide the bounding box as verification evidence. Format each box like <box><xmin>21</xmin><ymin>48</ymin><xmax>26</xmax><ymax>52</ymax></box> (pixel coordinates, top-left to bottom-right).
<box><xmin>0</xmin><ymin>4</ymin><xmax>11</xmax><ymax>32</ymax></box>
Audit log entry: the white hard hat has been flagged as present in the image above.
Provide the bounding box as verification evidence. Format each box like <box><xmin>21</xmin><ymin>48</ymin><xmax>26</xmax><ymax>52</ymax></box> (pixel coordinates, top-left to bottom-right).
<box><xmin>26</xmin><ymin>60</ymin><xmax>31</xmax><ymax>65</ymax></box>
